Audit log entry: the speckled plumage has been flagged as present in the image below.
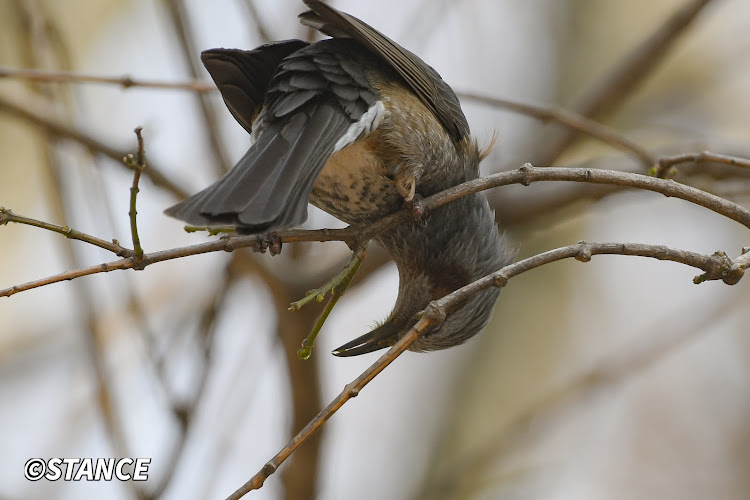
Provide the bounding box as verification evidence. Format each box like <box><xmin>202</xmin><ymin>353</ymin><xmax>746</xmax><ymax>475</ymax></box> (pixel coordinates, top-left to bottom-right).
<box><xmin>165</xmin><ymin>0</ymin><xmax>514</xmax><ymax>355</ymax></box>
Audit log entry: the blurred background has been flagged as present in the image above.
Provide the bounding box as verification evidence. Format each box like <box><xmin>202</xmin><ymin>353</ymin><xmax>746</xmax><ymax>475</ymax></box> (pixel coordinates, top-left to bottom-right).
<box><xmin>1</xmin><ymin>0</ymin><xmax>750</xmax><ymax>499</ymax></box>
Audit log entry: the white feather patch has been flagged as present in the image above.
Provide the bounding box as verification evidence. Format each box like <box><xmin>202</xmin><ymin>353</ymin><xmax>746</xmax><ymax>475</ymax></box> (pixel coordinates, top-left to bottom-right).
<box><xmin>333</xmin><ymin>101</ymin><xmax>386</xmax><ymax>153</ymax></box>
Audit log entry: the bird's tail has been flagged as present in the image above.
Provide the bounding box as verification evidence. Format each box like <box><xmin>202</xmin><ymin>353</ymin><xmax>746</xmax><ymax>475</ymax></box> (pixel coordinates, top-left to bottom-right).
<box><xmin>164</xmin><ymin>101</ymin><xmax>350</xmax><ymax>233</ymax></box>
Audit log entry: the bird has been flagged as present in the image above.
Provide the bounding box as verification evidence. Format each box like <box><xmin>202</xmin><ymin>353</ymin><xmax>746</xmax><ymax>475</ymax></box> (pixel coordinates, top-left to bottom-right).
<box><xmin>165</xmin><ymin>0</ymin><xmax>514</xmax><ymax>356</ymax></box>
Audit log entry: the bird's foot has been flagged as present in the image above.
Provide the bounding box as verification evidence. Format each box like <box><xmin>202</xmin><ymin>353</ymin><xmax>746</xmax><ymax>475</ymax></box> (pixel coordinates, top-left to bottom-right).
<box><xmin>404</xmin><ymin>194</ymin><xmax>427</xmax><ymax>227</ymax></box>
<box><xmin>254</xmin><ymin>231</ymin><xmax>282</xmax><ymax>256</ymax></box>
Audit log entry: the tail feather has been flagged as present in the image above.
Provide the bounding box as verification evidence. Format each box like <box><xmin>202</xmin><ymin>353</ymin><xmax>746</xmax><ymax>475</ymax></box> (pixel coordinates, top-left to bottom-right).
<box><xmin>164</xmin><ymin>101</ymin><xmax>351</xmax><ymax>232</ymax></box>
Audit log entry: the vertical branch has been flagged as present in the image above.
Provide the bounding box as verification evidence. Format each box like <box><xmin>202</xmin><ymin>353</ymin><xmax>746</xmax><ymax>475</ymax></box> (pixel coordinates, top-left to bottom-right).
<box><xmin>161</xmin><ymin>0</ymin><xmax>232</xmax><ymax>175</ymax></box>
<box><xmin>124</xmin><ymin>126</ymin><xmax>147</xmax><ymax>260</ymax></box>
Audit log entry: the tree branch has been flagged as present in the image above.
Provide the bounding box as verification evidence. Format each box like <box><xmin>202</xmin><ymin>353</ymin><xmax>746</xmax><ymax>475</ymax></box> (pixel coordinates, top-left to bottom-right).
<box><xmin>224</xmin><ymin>239</ymin><xmax>747</xmax><ymax>498</ymax></box>
<box><xmin>0</xmin><ymin>66</ymin><xmax>213</xmax><ymax>92</ymax></box>
<box><xmin>3</xmin><ymin>164</ymin><xmax>749</xmax><ymax>298</ymax></box>
<box><xmin>124</xmin><ymin>127</ymin><xmax>147</xmax><ymax>260</ymax></box>
<box><xmin>655</xmin><ymin>150</ymin><xmax>750</xmax><ymax>177</ymax></box>
<box><xmin>0</xmin><ymin>207</ymin><xmax>132</xmax><ymax>257</ymax></box>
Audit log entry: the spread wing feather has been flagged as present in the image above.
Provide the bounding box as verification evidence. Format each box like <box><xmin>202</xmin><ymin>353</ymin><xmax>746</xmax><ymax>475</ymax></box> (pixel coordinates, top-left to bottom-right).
<box><xmin>165</xmin><ymin>41</ymin><xmax>377</xmax><ymax>233</ymax></box>
<box><xmin>299</xmin><ymin>0</ymin><xmax>470</xmax><ymax>141</ymax></box>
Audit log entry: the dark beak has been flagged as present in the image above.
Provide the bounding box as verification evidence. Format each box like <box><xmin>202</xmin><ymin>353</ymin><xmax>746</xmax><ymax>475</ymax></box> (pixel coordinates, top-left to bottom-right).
<box><xmin>332</xmin><ymin>324</ymin><xmax>400</xmax><ymax>357</ymax></box>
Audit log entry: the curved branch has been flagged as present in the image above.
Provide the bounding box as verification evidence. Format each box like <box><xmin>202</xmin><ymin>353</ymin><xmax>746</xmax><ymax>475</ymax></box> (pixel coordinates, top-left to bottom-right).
<box><xmin>3</xmin><ymin>164</ymin><xmax>749</xmax><ymax>298</ymax></box>
<box><xmin>224</xmin><ymin>239</ymin><xmax>746</xmax><ymax>498</ymax></box>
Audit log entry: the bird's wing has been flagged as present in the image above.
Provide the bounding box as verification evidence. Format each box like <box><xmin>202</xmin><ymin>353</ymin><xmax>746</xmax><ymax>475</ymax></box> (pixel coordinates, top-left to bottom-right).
<box><xmin>165</xmin><ymin>41</ymin><xmax>380</xmax><ymax>232</ymax></box>
<box><xmin>299</xmin><ymin>0</ymin><xmax>470</xmax><ymax>142</ymax></box>
<box><xmin>200</xmin><ymin>40</ymin><xmax>309</xmax><ymax>135</ymax></box>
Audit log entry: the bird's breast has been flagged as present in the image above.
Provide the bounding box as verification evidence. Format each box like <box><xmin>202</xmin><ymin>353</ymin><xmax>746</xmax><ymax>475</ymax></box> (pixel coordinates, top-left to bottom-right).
<box><xmin>309</xmin><ymin>135</ymin><xmax>401</xmax><ymax>224</ymax></box>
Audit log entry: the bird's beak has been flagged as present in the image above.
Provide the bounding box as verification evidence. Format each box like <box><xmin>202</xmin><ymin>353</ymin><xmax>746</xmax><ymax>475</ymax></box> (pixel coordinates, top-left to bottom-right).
<box><xmin>332</xmin><ymin>324</ymin><xmax>400</xmax><ymax>357</ymax></box>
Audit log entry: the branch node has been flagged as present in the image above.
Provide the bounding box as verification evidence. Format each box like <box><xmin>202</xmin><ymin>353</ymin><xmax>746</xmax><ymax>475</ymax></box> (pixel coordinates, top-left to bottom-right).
<box><xmin>493</xmin><ymin>273</ymin><xmax>509</xmax><ymax>288</ymax></box>
<box><xmin>423</xmin><ymin>302</ymin><xmax>447</xmax><ymax>326</ymax></box>
<box><xmin>130</xmin><ymin>256</ymin><xmax>147</xmax><ymax>271</ymax></box>
<box><xmin>576</xmin><ymin>241</ymin><xmax>593</xmax><ymax>262</ymax></box>
<box><xmin>221</xmin><ymin>234</ymin><xmax>235</xmax><ymax>252</ymax></box>
<box><xmin>346</xmin><ymin>384</ymin><xmax>360</xmax><ymax>398</ymax></box>
<box><xmin>0</xmin><ymin>206</ymin><xmax>10</xmax><ymax>225</ymax></box>
<box><xmin>694</xmin><ymin>250</ymin><xmax>734</xmax><ymax>284</ymax></box>
<box><xmin>518</xmin><ymin>162</ymin><xmax>534</xmax><ymax>186</ymax></box>
<box><xmin>261</xmin><ymin>463</ymin><xmax>276</xmax><ymax>476</ymax></box>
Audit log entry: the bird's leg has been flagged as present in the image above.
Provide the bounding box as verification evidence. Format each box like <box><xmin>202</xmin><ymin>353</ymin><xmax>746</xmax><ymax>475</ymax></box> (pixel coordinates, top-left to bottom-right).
<box><xmin>394</xmin><ymin>170</ymin><xmax>427</xmax><ymax>227</ymax></box>
<box><xmin>291</xmin><ymin>245</ymin><xmax>367</xmax><ymax>359</ymax></box>
<box><xmin>404</xmin><ymin>194</ymin><xmax>426</xmax><ymax>225</ymax></box>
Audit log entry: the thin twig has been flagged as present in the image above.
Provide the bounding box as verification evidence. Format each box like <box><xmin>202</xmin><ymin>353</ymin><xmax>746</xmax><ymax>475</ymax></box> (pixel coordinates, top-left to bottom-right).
<box><xmin>0</xmin><ymin>66</ymin><xmax>213</xmax><ymax>92</ymax></box>
<box><xmin>0</xmin><ymin>207</ymin><xmax>132</xmax><ymax>257</ymax></box>
<box><xmin>3</xmin><ymin>164</ymin><xmax>750</xmax><ymax>298</ymax></box>
<box><xmin>655</xmin><ymin>150</ymin><xmax>750</xmax><ymax>177</ymax></box>
<box><xmin>123</xmin><ymin>127</ymin><xmax>147</xmax><ymax>260</ymax></box>
<box><xmin>12</xmin><ymin>5</ymin><xmax>146</xmax><ymax>496</ymax></box>
<box><xmin>225</xmin><ymin>239</ymin><xmax>746</xmax><ymax>498</ymax></box>
<box><xmin>296</xmin><ymin>245</ymin><xmax>367</xmax><ymax>359</ymax></box>
<box><xmin>535</xmin><ymin>0</ymin><xmax>716</xmax><ymax>165</ymax></box>
<box><xmin>489</xmin><ymin>147</ymin><xmax>750</xmax><ymax>228</ymax></box>
<box><xmin>0</xmin><ymin>65</ymin><xmax>667</xmax><ymax>171</ymax></box>
<box><xmin>225</xmin><ymin>304</ymin><xmax>445</xmax><ymax>499</ymax></box>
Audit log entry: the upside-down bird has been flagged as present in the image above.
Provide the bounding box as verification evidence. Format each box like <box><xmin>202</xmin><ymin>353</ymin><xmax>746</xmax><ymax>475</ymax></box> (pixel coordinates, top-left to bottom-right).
<box><xmin>165</xmin><ymin>0</ymin><xmax>514</xmax><ymax>356</ymax></box>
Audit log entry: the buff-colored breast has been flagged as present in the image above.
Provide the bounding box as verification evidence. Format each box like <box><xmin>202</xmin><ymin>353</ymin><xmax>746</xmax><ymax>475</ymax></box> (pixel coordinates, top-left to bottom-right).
<box><xmin>310</xmin><ymin>135</ymin><xmax>402</xmax><ymax>224</ymax></box>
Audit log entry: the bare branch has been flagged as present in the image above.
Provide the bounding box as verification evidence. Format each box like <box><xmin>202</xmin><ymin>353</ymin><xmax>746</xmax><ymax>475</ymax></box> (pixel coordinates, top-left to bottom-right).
<box><xmin>0</xmin><ymin>207</ymin><xmax>132</xmax><ymax>257</ymax></box>
<box><xmin>655</xmin><ymin>150</ymin><xmax>750</xmax><ymax>177</ymax></box>
<box><xmin>224</xmin><ymin>303</ymin><xmax>445</xmax><ymax>498</ymax></box>
<box><xmin>0</xmin><ymin>66</ymin><xmax>213</xmax><ymax>92</ymax></box>
<box><xmin>3</xmin><ymin>164</ymin><xmax>749</xmax><ymax>298</ymax></box>
<box><xmin>225</xmin><ymin>239</ymin><xmax>746</xmax><ymax>498</ymax></box>
<box><xmin>123</xmin><ymin>127</ymin><xmax>147</xmax><ymax>260</ymax></box>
